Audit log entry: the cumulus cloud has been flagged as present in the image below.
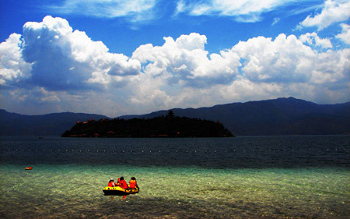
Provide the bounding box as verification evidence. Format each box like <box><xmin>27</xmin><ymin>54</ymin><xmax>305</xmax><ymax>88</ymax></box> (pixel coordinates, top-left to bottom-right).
<box><xmin>132</xmin><ymin>33</ymin><xmax>241</xmax><ymax>87</ymax></box>
<box><xmin>299</xmin><ymin>0</ymin><xmax>350</xmax><ymax>30</ymax></box>
<box><xmin>232</xmin><ymin>34</ymin><xmax>315</xmax><ymax>83</ymax></box>
<box><xmin>47</xmin><ymin>0</ymin><xmax>158</xmax><ymax>23</ymax></box>
<box><xmin>336</xmin><ymin>23</ymin><xmax>350</xmax><ymax>44</ymax></box>
<box><xmin>175</xmin><ymin>0</ymin><xmax>299</xmax><ymax>22</ymax></box>
<box><xmin>231</xmin><ymin>33</ymin><xmax>348</xmax><ymax>86</ymax></box>
<box><xmin>2</xmin><ymin>16</ymin><xmax>141</xmax><ymax>91</ymax></box>
<box><xmin>0</xmin><ymin>34</ymin><xmax>32</xmax><ymax>86</ymax></box>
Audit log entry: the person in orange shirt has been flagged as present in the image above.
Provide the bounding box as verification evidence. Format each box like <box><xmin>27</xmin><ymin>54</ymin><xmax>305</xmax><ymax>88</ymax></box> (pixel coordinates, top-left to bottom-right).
<box><xmin>118</xmin><ymin>177</ymin><xmax>128</xmax><ymax>189</ymax></box>
<box><xmin>129</xmin><ymin>177</ymin><xmax>138</xmax><ymax>189</ymax></box>
<box><xmin>108</xmin><ymin>178</ymin><xmax>115</xmax><ymax>187</ymax></box>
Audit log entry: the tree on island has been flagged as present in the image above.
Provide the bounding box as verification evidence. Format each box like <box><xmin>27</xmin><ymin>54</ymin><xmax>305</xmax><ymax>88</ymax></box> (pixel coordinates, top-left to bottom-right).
<box><xmin>167</xmin><ymin>110</ymin><xmax>174</xmax><ymax>119</ymax></box>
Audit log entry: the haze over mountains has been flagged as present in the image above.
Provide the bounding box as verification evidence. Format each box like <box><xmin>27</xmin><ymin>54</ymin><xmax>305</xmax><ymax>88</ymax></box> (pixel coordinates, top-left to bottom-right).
<box><xmin>1</xmin><ymin>97</ymin><xmax>349</xmax><ymax>136</ymax></box>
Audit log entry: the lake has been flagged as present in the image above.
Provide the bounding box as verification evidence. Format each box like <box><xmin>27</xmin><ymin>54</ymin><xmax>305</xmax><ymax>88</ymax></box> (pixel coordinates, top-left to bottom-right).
<box><xmin>0</xmin><ymin>136</ymin><xmax>349</xmax><ymax>218</ymax></box>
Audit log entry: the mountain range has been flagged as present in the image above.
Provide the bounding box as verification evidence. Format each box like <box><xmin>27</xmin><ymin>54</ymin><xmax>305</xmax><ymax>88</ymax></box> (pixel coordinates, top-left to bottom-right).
<box><xmin>0</xmin><ymin>110</ymin><xmax>108</xmax><ymax>136</ymax></box>
<box><xmin>1</xmin><ymin>97</ymin><xmax>349</xmax><ymax>136</ymax></box>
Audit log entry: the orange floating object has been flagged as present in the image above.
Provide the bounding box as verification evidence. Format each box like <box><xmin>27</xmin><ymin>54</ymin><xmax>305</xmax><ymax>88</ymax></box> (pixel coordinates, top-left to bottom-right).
<box><xmin>25</xmin><ymin>167</ymin><xmax>32</xmax><ymax>170</ymax></box>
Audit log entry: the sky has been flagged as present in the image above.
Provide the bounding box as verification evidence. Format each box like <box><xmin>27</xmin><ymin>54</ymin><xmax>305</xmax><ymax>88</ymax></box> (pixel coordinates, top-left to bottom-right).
<box><xmin>0</xmin><ymin>0</ymin><xmax>349</xmax><ymax>117</ymax></box>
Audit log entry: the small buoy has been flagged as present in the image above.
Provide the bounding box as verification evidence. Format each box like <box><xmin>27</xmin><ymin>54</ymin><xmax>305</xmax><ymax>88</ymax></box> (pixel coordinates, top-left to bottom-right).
<box><xmin>25</xmin><ymin>167</ymin><xmax>32</xmax><ymax>170</ymax></box>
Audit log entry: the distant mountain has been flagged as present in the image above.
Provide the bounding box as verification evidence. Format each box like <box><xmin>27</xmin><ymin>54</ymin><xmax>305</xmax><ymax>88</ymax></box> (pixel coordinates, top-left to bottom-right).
<box><xmin>1</xmin><ymin>97</ymin><xmax>349</xmax><ymax>136</ymax></box>
<box><xmin>119</xmin><ymin>97</ymin><xmax>350</xmax><ymax>136</ymax></box>
<box><xmin>0</xmin><ymin>110</ymin><xmax>108</xmax><ymax>136</ymax></box>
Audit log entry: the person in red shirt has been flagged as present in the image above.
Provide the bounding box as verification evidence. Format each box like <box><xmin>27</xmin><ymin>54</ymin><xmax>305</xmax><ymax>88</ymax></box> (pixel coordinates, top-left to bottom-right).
<box><xmin>129</xmin><ymin>177</ymin><xmax>138</xmax><ymax>189</ymax></box>
<box><xmin>108</xmin><ymin>178</ymin><xmax>115</xmax><ymax>187</ymax></box>
<box><xmin>118</xmin><ymin>177</ymin><xmax>128</xmax><ymax>189</ymax></box>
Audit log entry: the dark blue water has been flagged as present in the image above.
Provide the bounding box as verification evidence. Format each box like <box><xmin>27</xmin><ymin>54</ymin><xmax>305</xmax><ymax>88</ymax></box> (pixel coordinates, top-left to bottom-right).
<box><xmin>1</xmin><ymin>136</ymin><xmax>349</xmax><ymax>218</ymax></box>
<box><xmin>1</xmin><ymin>136</ymin><xmax>349</xmax><ymax>168</ymax></box>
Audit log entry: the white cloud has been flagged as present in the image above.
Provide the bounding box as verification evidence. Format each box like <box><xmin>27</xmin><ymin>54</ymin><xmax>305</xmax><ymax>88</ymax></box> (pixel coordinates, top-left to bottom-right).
<box><xmin>0</xmin><ymin>33</ymin><xmax>32</xmax><ymax>85</ymax></box>
<box><xmin>132</xmin><ymin>33</ymin><xmax>241</xmax><ymax>87</ymax></box>
<box><xmin>235</xmin><ymin>33</ymin><xmax>349</xmax><ymax>85</ymax></box>
<box><xmin>299</xmin><ymin>32</ymin><xmax>333</xmax><ymax>49</ymax></box>
<box><xmin>309</xmin><ymin>48</ymin><xmax>350</xmax><ymax>84</ymax></box>
<box><xmin>175</xmin><ymin>0</ymin><xmax>300</xmax><ymax>22</ymax></box>
<box><xmin>232</xmin><ymin>34</ymin><xmax>316</xmax><ymax>83</ymax></box>
<box><xmin>336</xmin><ymin>23</ymin><xmax>350</xmax><ymax>44</ymax></box>
<box><xmin>300</xmin><ymin>0</ymin><xmax>350</xmax><ymax>30</ymax></box>
<box><xmin>3</xmin><ymin>16</ymin><xmax>141</xmax><ymax>91</ymax></box>
<box><xmin>48</xmin><ymin>0</ymin><xmax>158</xmax><ymax>23</ymax></box>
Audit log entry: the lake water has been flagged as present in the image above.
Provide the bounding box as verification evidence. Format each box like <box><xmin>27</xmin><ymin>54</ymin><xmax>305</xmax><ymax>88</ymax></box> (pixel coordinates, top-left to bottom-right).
<box><xmin>0</xmin><ymin>136</ymin><xmax>349</xmax><ymax>218</ymax></box>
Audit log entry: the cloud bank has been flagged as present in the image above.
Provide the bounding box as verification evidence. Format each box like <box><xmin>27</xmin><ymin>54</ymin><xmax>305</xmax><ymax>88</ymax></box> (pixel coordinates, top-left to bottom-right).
<box><xmin>1</xmin><ymin>16</ymin><xmax>349</xmax><ymax>116</ymax></box>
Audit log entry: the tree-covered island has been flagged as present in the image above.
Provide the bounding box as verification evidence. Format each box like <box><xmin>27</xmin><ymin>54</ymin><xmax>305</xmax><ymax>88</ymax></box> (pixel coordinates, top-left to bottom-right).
<box><xmin>61</xmin><ymin>111</ymin><xmax>234</xmax><ymax>138</ymax></box>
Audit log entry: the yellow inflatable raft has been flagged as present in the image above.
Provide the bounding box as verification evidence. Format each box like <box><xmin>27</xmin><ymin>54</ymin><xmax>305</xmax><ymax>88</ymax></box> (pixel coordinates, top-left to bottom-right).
<box><xmin>103</xmin><ymin>186</ymin><xmax>139</xmax><ymax>195</ymax></box>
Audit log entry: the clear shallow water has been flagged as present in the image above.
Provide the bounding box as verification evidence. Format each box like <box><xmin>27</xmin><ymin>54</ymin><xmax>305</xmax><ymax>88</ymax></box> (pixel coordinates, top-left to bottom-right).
<box><xmin>1</xmin><ymin>136</ymin><xmax>349</xmax><ymax>218</ymax></box>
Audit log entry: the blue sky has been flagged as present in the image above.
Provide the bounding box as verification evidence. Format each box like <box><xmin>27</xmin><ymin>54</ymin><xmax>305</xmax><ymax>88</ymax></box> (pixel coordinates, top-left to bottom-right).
<box><xmin>0</xmin><ymin>0</ymin><xmax>349</xmax><ymax>117</ymax></box>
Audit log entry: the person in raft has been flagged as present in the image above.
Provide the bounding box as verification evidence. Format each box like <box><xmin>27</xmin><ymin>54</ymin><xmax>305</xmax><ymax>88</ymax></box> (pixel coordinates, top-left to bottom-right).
<box><xmin>108</xmin><ymin>178</ymin><xmax>115</xmax><ymax>187</ymax></box>
<box><xmin>129</xmin><ymin>177</ymin><xmax>138</xmax><ymax>189</ymax></box>
<box><xmin>117</xmin><ymin>177</ymin><xmax>128</xmax><ymax>189</ymax></box>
